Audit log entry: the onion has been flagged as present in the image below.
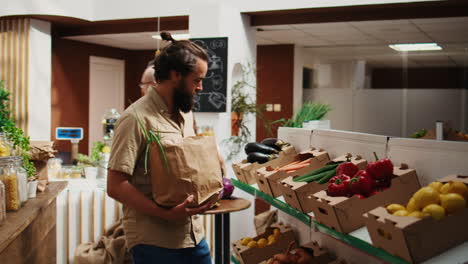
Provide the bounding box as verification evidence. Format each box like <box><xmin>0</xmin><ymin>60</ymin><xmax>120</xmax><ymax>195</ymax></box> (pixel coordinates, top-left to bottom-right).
<box><xmin>221</xmin><ymin>177</ymin><xmax>235</xmax><ymax>199</ymax></box>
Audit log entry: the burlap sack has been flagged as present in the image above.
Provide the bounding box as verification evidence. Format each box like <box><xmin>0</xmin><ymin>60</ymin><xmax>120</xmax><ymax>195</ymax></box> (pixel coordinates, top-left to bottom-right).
<box><xmin>150</xmin><ymin>135</ymin><xmax>223</xmax><ymax>208</ymax></box>
<box><xmin>74</xmin><ymin>221</ymin><xmax>132</xmax><ymax>264</ymax></box>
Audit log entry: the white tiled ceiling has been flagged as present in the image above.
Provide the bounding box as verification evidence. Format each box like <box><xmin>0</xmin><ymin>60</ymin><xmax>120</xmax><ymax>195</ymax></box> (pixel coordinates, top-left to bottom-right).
<box><xmin>257</xmin><ymin>17</ymin><xmax>468</xmax><ymax>67</ymax></box>
<box><xmin>65</xmin><ymin>17</ymin><xmax>468</xmax><ymax>68</ymax></box>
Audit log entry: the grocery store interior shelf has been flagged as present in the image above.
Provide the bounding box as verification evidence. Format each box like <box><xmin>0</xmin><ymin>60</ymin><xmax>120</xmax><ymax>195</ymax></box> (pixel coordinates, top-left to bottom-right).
<box><xmin>231</xmin><ymin>178</ymin><xmax>468</xmax><ymax>264</ymax></box>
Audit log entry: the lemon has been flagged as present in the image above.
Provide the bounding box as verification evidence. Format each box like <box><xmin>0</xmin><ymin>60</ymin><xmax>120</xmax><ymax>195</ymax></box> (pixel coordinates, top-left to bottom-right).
<box><xmin>102</xmin><ymin>146</ymin><xmax>111</xmax><ymax>153</ymax></box>
<box><xmin>386</xmin><ymin>204</ymin><xmax>406</xmax><ymax>214</ymax></box>
<box><xmin>428</xmin><ymin>182</ymin><xmax>443</xmax><ymax>192</ymax></box>
<box><xmin>412</xmin><ymin>187</ymin><xmax>440</xmax><ymax>208</ymax></box>
<box><xmin>440</xmin><ymin>181</ymin><xmax>468</xmax><ymax>200</ymax></box>
<box><xmin>257</xmin><ymin>238</ymin><xmax>268</xmax><ymax>248</ymax></box>
<box><xmin>273</xmin><ymin>228</ymin><xmax>280</xmax><ymax>238</ymax></box>
<box><xmin>247</xmin><ymin>241</ymin><xmax>258</xmax><ymax>248</ymax></box>
<box><xmin>422</xmin><ymin>204</ymin><xmax>446</xmax><ymax>220</ymax></box>
<box><xmin>440</xmin><ymin>193</ymin><xmax>466</xmax><ymax>214</ymax></box>
<box><xmin>267</xmin><ymin>235</ymin><xmax>275</xmax><ymax>242</ymax></box>
<box><xmin>393</xmin><ymin>210</ymin><xmax>409</xmax><ymax>216</ymax></box>
<box><xmin>407</xmin><ymin>211</ymin><xmax>427</xmax><ymax>218</ymax></box>
<box><xmin>267</xmin><ymin>238</ymin><xmax>276</xmax><ymax>245</ymax></box>
<box><xmin>406</xmin><ymin>198</ymin><xmax>419</xmax><ymax>213</ymax></box>
<box><xmin>241</xmin><ymin>237</ymin><xmax>252</xmax><ymax>246</ymax></box>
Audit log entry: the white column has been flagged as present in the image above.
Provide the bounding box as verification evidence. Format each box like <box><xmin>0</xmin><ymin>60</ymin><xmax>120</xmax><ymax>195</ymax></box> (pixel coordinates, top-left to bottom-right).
<box><xmin>190</xmin><ymin>1</ymin><xmax>256</xmax><ymax>148</ymax></box>
<box><xmin>189</xmin><ymin>0</ymin><xmax>257</xmax><ymax>251</ymax></box>
<box><xmin>28</xmin><ymin>19</ymin><xmax>51</xmax><ymax>140</ymax></box>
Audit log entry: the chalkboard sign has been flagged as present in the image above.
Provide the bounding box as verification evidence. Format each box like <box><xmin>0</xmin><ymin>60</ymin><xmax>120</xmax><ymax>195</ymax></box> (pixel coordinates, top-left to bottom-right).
<box><xmin>190</xmin><ymin>37</ymin><xmax>228</xmax><ymax>112</ymax></box>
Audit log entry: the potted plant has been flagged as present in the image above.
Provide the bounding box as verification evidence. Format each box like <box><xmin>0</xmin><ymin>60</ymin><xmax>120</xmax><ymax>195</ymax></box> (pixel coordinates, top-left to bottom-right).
<box><xmin>77</xmin><ymin>141</ymin><xmax>111</xmax><ymax>186</ymax></box>
<box><xmin>0</xmin><ymin>80</ymin><xmax>38</xmax><ymax>198</ymax></box>
<box><xmin>274</xmin><ymin>102</ymin><xmax>332</xmax><ymax>129</ymax></box>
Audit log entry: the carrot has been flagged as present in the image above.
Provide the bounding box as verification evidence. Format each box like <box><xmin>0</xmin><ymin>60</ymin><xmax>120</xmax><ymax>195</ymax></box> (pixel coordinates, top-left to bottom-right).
<box><xmin>276</xmin><ymin>160</ymin><xmax>301</xmax><ymax>170</ymax></box>
<box><xmin>281</xmin><ymin>163</ymin><xmax>310</xmax><ymax>172</ymax></box>
<box><xmin>297</xmin><ymin>158</ymin><xmax>312</xmax><ymax>165</ymax></box>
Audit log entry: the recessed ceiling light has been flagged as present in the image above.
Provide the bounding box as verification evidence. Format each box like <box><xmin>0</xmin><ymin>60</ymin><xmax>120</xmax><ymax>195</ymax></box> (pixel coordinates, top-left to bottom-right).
<box><xmin>389</xmin><ymin>43</ymin><xmax>442</xmax><ymax>51</ymax></box>
<box><xmin>151</xmin><ymin>33</ymin><xmax>190</xmax><ymax>40</ymax></box>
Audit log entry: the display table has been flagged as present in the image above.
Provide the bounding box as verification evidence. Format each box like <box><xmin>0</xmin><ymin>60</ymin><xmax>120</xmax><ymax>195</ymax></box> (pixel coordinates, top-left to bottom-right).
<box><xmin>204</xmin><ymin>197</ymin><xmax>251</xmax><ymax>264</ymax></box>
<box><xmin>0</xmin><ymin>181</ymin><xmax>67</xmax><ymax>264</ymax></box>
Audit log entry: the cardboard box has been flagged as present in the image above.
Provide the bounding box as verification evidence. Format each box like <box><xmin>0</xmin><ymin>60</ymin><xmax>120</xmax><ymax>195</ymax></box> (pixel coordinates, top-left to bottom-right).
<box><xmin>310</xmin><ymin>164</ymin><xmax>421</xmax><ymax>234</ymax></box>
<box><xmin>259</xmin><ymin>241</ymin><xmax>336</xmax><ymax>264</ymax></box>
<box><xmin>280</xmin><ymin>154</ymin><xmax>367</xmax><ymax>214</ymax></box>
<box><xmin>232</xmin><ymin>145</ymin><xmax>296</xmax><ymax>185</ymax></box>
<box><xmin>256</xmin><ymin>148</ymin><xmax>330</xmax><ymax>198</ymax></box>
<box><xmin>364</xmin><ymin>174</ymin><xmax>468</xmax><ymax>263</ymax></box>
<box><xmin>232</xmin><ymin>222</ymin><xmax>296</xmax><ymax>264</ymax></box>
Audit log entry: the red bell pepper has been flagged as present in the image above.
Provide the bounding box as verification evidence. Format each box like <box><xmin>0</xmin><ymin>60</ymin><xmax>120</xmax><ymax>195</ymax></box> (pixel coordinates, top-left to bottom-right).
<box><xmin>349</xmin><ymin>170</ymin><xmax>374</xmax><ymax>196</ymax></box>
<box><xmin>353</xmin><ymin>194</ymin><xmax>366</xmax><ymax>199</ymax></box>
<box><xmin>327</xmin><ymin>174</ymin><xmax>351</xmax><ymax>197</ymax></box>
<box><xmin>336</xmin><ymin>162</ymin><xmax>359</xmax><ymax>178</ymax></box>
<box><xmin>366</xmin><ymin>152</ymin><xmax>394</xmax><ymax>181</ymax></box>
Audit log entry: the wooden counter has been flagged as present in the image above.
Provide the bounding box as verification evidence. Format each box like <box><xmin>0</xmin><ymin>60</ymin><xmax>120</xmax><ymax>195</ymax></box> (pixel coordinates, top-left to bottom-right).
<box><xmin>0</xmin><ymin>181</ymin><xmax>67</xmax><ymax>264</ymax></box>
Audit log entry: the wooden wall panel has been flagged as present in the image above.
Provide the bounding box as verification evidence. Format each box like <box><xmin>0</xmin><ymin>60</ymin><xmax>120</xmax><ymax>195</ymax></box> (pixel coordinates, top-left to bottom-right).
<box><xmin>0</xmin><ymin>18</ymin><xmax>29</xmax><ymax>133</ymax></box>
<box><xmin>51</xmin><ymin>37</ymin><xmax>154</xmax><ymax>155</ymax></box>
<box><xmin>256</xmin><ymin>45</ymin><xmax>294</xmax><ymax>142</ymax></box>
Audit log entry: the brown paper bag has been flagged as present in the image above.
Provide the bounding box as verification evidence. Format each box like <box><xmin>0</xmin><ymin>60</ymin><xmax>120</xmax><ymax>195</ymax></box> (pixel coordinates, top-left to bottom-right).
<box><xmin>150</xmin><ymin>135</ymin><xmax>223</xmax><ymax>208</ymax></box>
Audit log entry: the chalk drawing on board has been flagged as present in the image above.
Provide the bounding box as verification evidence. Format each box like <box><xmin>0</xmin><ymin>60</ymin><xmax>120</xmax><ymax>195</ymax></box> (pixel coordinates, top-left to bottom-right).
<box><xmin>207</xmin><ymin>92</ymin><xmax>226</xmax><ymax>109</ymax></box>
<box><xmin>210</xmin><ymin>75</ymin><xmax>223</xmax><ymax>91</ymax></box>
<box><xmin>209</xmin><ymin>55</ymin><xmax>223</xmax><ymax>71</ymax></box>
<box><xmin>210</xmin><ymin>39</ymin><xmax>227</xmax><ymax>49</ymax></box>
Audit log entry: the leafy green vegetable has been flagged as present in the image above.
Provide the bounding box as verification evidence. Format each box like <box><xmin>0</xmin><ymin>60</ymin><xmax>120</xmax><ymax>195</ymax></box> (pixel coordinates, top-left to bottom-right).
<box><xmin>274</xmin><ymin>102</ymin><xmax>332</xmax><ymax>128</ymax></box>
<box><xmin>134</xmin><ymin>113</ymin><xmax>169</xmax><ymax>175</ymax></box>
<box><xmin>410</xmin><ymin>128</ymin><xmax>427</xmax><ymax>138</ymax></box>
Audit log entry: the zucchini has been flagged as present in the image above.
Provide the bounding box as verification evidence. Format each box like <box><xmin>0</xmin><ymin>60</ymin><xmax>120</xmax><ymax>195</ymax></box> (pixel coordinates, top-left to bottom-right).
<box><xmin>317</xmin><ymin>170</ymin><xmax>338</xmax><ymax>184</ymax></box>
<box><xmin>292</xmin><ymin>163</ymin><xmax>341</xmax><ymax>182</ymax></box>
<box><xmin>295</xmin><ymin>167</ymin><xmax>337</xmax><ymax>183</ymax></box>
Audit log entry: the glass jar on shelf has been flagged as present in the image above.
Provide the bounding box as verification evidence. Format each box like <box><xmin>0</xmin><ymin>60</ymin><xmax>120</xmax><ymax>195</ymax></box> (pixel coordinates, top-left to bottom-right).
<box><xmin>47</xmin><ymin>158</ymin><xmax>62</xmax><ymax>180</ymax></box>
<box><xmin>0</xmin><ymin>180</ymin><xmax>6</xmax><ymax>223</ymax></box>
<box><xmin>61</xmin><ymin>166</ymin><xmax>72</xmax><ymax>179</ymax></box>
<box><xmin>102</xmin><ymin>108</ymin><xmax>121</xmax><ymax>142</ymax></box>
<box><xmin>71</xmin><ymin>166</ymin><xmax>83</xmax><ymax>179</ymax></box>
<box><xmin>0</xmin><ymin>157</ymin><xmax>21</xmax><ymax>211</ymax></box>
<box><xmin>0</xmin><ymin>132</ymin><xmax>12</xmax><ymax>157</ymax></box>
<box><xmin>13</xmin><ymin>156</ymin><xmax>28</xmax><ymax>204</ymax></box>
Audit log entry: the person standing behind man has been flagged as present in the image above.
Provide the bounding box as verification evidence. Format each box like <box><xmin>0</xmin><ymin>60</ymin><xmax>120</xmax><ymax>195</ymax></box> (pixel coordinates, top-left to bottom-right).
<box><xmin>107</xmin><ymin>32</ymin><xmax>213</xmax><ymax>264</ymax></box>
<box><xmin>139</xmin><ymin>59</ymin><xmax>156</xmax><ymax>96</ymax></box>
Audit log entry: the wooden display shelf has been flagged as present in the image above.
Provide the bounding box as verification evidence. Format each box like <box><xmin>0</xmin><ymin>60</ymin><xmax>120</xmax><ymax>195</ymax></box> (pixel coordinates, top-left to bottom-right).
<box><xmin>0</xmin><ymin>181</ymin><xmax>67</xmax><ymax>264</ymax></box>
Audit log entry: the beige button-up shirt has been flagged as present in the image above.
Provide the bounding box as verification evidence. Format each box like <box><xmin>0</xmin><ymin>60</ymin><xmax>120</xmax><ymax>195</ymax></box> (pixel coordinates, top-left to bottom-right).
<box><xmin>108</xmin><ymin>87</ymin><xmax>205</xmax><ymax>249</ymax></box>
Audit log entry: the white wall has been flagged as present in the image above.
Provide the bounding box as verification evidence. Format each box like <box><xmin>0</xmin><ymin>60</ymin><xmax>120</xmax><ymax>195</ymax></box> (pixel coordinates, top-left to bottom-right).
<box><xmin>1</xmin><ymin>0</ymin><xmax>438</xmax><ymax>21</ymax></box>
<box><xmin>1</xmin><ymin>0</ymin><xmax>93</xmax><ymax>20</ymax></box>
<box><xmin>304</xmin><ymin>88</ymin><xmax>467</xmax><ymax>137</ymax></box>
<box><xmin>28</xmin><ymin>19</ymin><xmax>51</xmax><ymax>141</ymax></box>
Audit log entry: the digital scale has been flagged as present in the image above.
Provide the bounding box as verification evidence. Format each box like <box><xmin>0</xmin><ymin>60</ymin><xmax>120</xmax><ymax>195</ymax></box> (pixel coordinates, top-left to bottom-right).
<box><xmin>55</xmin><ymin>127</ymin><xmax>83</xmax><ymax>163</ymax></box>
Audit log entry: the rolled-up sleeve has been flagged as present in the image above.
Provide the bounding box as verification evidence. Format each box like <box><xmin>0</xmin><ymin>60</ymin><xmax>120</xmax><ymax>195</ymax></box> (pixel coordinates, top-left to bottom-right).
<box><xmin>108</xmin><ymin>113</ymin><xmax>144</xmax><ymax>176</ymax></box>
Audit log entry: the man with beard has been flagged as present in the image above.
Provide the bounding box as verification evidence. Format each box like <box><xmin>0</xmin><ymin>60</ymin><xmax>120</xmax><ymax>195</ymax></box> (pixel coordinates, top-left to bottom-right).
<box><xmin>107</xmin><ymin>32</ymin><xmax>213</xmax><ymax>264</ymax></box>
